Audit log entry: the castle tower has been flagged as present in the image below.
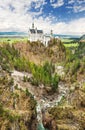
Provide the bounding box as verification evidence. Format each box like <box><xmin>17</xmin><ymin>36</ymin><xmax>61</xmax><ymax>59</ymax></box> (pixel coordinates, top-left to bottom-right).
<box><xmin>32</xmin><ymin>22</ymin><xmax>34</xmax><ymax>29</ymax></box>
<box><xmin>50</xmin><ymin>29</ymin><xmax>53</xmax><ymax>38</ymax></box>
<box><xmin>51</xmin><ymin>30</ymin><xmax>53</xmax><ymax>35</ymax></box>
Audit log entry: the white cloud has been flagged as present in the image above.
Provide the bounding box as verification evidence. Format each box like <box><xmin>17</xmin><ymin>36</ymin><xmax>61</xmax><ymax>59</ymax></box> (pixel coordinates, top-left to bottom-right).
<box><xmin>0</xmin><ymin>0</ymin><xmax>46</xmax><ymax>32</ymax></box>
<box><xmin>68</xmin><ymin>0</ymin><xmax>75</xmax><ymax>4</ymax></box>
<box><xmin>53</xmin><ymin>18</ymin><xmax>85</xmax><ymax>35</ymax></box>
<box><xmin>0</xmin><ymin>0</ymin><xmax>85</xmax><ymax>35</ymax></box>
<box><xmin>50</xmin><ymin>0</ymin><xmax>64</xmax><ymax>8</ymax></box>
<box><xmin>0</xmin><ymin>0</ymin><xmax>46</xmax><ymax>13</ymax></box>
<box><xmin>67</xmin><ymin>0</ymin><xmax>85</xmax><ymax>13</ymax></box>
<box><xmin>73</xmin><ymin>5</ymin><xmax>85</xmax><ymax>13</ymax></box>
<box><xmin>33</xmin><ymin>0</ymin><xmax>47</xmax><ymax>9</ymax></box>
<box><xmin>36</xmin><ymin>17</ymin><xmax>85</xmax><ymax>35</ymax></box>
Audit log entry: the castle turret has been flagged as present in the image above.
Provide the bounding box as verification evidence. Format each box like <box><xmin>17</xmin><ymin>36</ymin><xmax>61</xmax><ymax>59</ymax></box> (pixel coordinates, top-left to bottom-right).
<box><xmin>32</xmin><ymin>23</ymin><xmax>34</xmax><ymax>29</ymax></box>
<box><xmin>51</xmin><ymin>30</ymin><xmax>53</xmax><ymax>35</ymax></box>
<box><xmin>50</xmin><ymin>30</ymin><xmax>53</xmax><ymax>38</ymax></box>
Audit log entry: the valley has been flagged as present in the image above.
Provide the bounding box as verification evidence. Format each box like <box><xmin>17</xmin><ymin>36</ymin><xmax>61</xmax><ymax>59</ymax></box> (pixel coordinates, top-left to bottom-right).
<box><xmin>0</xmin><ymin>37</ymin><xmax>85</xmax><ymax>130</ymax></box>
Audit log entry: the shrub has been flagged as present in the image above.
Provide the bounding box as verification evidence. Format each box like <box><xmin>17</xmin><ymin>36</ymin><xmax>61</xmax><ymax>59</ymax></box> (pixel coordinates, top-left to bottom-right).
<box><xmin>25</xmin><ymin>88</ymin><xmax>31</xmax><ymax>96</ymax></box>
<box><xmin>51</xmin><ymin>74</ymin><xmax>60</xmax><ymax>92</ymax></box>
<box><xmin>23</xmin><ymin>76</ymin><xmax>28</xmax><ymax>82</ymax></box>
<box><xmin>30</xmin><ymin>61</ymin><xmax>59</xmax><ymax>92</ymax></box>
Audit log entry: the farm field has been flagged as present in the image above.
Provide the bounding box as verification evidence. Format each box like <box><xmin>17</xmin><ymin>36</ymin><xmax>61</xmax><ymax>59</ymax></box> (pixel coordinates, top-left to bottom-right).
<box><xmin>61</xmin><ymin>37</ymin><xmax>79</xmax><ymax>42</ymax></box>
<box><xmin>64</xmin><ymin>43</ymin><xmax>78</xmax><ymax>47</ymax></box>
<box><xmin>0</xmin><ymin>37</ymin><xmax>28</xmax><ymax>44</ymax></box>
<box><xmin>61</xmin><ymin>38</ymin><xmax>74</xmax><ymax>43</ymax></box>
<box><xmin>61</xmin><ymin>38</ymin><xmax>79</xmax><ymax>48</ymax></box>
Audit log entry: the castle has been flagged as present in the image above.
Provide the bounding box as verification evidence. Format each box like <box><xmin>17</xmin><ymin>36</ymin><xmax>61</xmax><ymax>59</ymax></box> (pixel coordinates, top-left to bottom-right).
<box><xmin>28</xmin><ymin>23</ymin><xmax>53</xmax><ymax>46</ymax></box>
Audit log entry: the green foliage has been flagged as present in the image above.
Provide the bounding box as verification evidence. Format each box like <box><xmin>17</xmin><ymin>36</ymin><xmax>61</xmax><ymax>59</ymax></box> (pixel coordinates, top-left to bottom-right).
<box><xmin>0</xmin><ymin>76</ymin><xmax>9</xmax><ymax>85</ymax></box>
<box><xmin>65</xmin><ymin>48</ymin><xmax>77</xmax><ymax>63</ymax></box>
<box><xmin>0</xmin><ymin>103</ymin><xmax>20</xmax><ymax>122</ymax></box>
<box><xmin>0</xmin><ymin>103</ymin><xmax>4</xmax><ymax>115</ymax></box>
<box><xmin>23</xmin><ymin>76</ymin><xmax>28</xmax><ymax>82</ymax></box>
<box><xmin>14</xmin><ymin>84</ymin><xmax>18</xmax><ymax>89</ymax></box>
<box><xmin>30</xmin><ymin>61</ymin><xmax>59</xmax><ymax>92</ymax></box>
<box><xmin>65</xmin><ymin>59</ymin><xmax>80</xmax><ymax>76</ymax></box>
<box><xmin>51</xmin><ymin>74</ymin><xmax>60</xmax><ymax>92</ymax></box>
<box><xmin>25</xmin><ymin>88</ymin><xmax>30</xmax><ymax>96</ymax></box>
<box><xmin>0</xmin><ymin>44</ymin><xmax>19</xmax><ymax>71</ymax></box>
<box><xmin>0</xmin><ymin>37</ymin><xmax>28</xmax><ymax>44</ymax></box>
<box><xmin>13</xmin><ymin>57</ymin><xmax>31</xmax><ymax>72</ymax></box>
<box><xmin>65</xmin><ymin>41</ymin><xmax>85</xmax><ymax>76</ymax></box>
<box><xmin>81</xmin><ymin>83</ymin><xmax>85</xmax><ymax>92</ymax></box>
<box><xmin>0</xmin><ymin>43</ymin><xmax>31</xmax><ymax>72</ymax></box>
<box><xmin>77</xmin><ymin>42</ymin><xmax>85</xmax><ymax>57</ymax></box>
<box><xmin>9</xmin><ymin>78</ymin><xmax>14</xmax><ymax>86</ymax></box>
<box><xmin>64</xmin><ymin>43</ymin><xmax>78</xmax><ymax>48</ymax></box>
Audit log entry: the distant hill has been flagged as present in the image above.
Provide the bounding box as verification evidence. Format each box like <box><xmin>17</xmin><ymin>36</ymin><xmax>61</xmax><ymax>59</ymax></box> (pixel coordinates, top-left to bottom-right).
<box><xmin>0</xmin><ymin>32</ymin><xmax>27</xmax><ymax>37</ymax></box>
<box><xmin>79</xmin><ymin>34</ymin><xmax>85</xmax><ymax>42</ymax></box>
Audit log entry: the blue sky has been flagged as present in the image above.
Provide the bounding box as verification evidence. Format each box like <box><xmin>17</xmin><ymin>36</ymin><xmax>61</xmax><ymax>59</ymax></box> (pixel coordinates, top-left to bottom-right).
<box><xmin>31</xmin><ymin>0</ymin><xmax>85</xmax><ymax>22</ymax></box>
<box><xmin>0</xmin><ymin>0</ymin><xmax>85</xmax><ymax>35</ymax></box>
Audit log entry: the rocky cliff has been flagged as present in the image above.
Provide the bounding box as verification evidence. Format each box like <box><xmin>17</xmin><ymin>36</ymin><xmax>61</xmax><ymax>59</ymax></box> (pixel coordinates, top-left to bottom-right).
<box><xmin>14</xmin><ymin>38</ymin><xmax>65</xmax><ymax>65</ymax></box>
<box><xmin>0</xmin><ymin>69</ymin><xmax>37</xmax><ymax>130</ymax></box>
<box><xmin>42</xmin><ymin>79</ymin><xmax>85</xmax><ymax>130</ymax></box>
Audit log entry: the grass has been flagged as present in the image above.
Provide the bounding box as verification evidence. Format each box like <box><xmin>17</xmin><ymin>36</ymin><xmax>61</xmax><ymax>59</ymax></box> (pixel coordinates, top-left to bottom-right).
<box><xmin>61</xmin><ymin>38</ymin><xmax>74</xmax><ymax>43</ymax></box>
<box><xmin>0</xmin><ymin>37</ymin><xmax>28</xmax><ymax>44</ymax></box>
<box><xmin>61</xmin><ymin>38</ymin><xmax>79</xmax><ymax>48</ymax></box>
<box><xmin>64</xmin><ymin>43</ymin><xmax>79</xmax><ymax>47</ymax></box>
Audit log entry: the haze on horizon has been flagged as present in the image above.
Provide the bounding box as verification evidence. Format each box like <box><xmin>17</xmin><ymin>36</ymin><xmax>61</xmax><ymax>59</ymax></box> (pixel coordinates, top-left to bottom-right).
<box><xmin>0</xmin><ymin>0</ymin><xmax>85</xmax><ymax>35</ymax></box>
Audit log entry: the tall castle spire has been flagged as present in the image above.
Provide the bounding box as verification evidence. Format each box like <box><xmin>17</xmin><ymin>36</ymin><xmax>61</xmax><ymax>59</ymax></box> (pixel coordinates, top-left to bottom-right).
<box><xmin>51</xmin><ymin>30</ymin><xmax>53</xmax><ymax>35</ymax></box>
<box><xmin>32</xmin><ymin>22</ymin><xmax>34</xmax><ymax>29</ymax></box>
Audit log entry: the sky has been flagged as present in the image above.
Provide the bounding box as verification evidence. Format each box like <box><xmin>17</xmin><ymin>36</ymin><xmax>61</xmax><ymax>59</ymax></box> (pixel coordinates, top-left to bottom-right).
<box><xmin>0</xmin><ymin>0</ymin><xmax>85</xmax><ymax>35</ymax></box>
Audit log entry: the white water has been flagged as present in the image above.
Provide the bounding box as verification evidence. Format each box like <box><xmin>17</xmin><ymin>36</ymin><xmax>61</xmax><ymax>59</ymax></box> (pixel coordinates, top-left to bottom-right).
<box><xmin>11</xmin><ymin>70</ymin><xmax>68</xmax><ymax>130</ymax></box>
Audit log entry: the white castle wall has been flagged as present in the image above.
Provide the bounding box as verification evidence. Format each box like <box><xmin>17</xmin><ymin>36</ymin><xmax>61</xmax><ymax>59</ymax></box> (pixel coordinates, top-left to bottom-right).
<box><xmin>28</xmin><ymin>24</ymin><xmax>52</xmax><ymax>46</ymax></box>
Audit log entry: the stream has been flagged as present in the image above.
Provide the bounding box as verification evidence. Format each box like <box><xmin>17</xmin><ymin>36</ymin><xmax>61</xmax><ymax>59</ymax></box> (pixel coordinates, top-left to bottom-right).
<box><xmin>11</xmin><ymin>70</ymin><xmax>68</xmax><ymax>130</ymax></box>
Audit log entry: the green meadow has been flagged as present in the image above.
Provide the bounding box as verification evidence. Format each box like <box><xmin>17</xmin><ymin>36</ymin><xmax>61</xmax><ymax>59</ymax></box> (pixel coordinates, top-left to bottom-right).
<box><xmin>0</xmin><ymin>37</ymin><xmax>79</xmax><ymax>48</ymax></box>
<box><xmin>61</xmin><ymin>38</ymin><xmax>79</xmax><ymax>48</ymax></box>
<box><xmin>64</xmin><ymin>43</ymin><xmax>78</xmax><ymax>47</ymax></box>
<box><xmin>61</xmin><ymin>38</ymin><xmax>74</xmax><ymax>43</ymax></box>
<box><xmin>0</xmin><ymin>37</ymin><xmax>28</xmax><ymax>44</ymax></box>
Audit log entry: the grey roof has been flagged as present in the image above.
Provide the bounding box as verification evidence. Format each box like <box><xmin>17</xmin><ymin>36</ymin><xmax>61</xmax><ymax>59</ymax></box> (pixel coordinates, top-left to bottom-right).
<box><xmin>29</xmin><ymin>29</ymin><xmax>43</xmax><ymax>34</ymax></box>
<box><xmin>37</xmin><ymin>30</ymin><xmax>43</xmax><ymax>33</ymax></box>
<box><xmin>30</xmin><ymin>29</ymin><xmax>36</xmax><ymax>33</ymax></box>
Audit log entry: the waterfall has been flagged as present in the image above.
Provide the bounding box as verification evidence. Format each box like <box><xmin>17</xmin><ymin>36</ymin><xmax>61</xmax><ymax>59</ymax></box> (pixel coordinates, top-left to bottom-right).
<box><xmin>36</xmin><ymin>103</ymin><xmax>46</xmax><ymax>130</ymax></box>
<box><xmin>37</xmin><ymin>123</ymin><xmax>46</xmax><ymax>130</ymax></box>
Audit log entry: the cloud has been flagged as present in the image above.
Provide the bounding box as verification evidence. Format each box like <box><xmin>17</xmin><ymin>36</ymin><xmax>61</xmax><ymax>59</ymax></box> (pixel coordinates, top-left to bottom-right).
<box><xmin>73</xmin><ymin>5</ymin><xmax>85</xmax><ymax>13</ymax></box>
<box><xmin>34</xmin><ymin>17</ymin><xmax>85</xmax><ymax>35</ymax></box>
<box><xmin>0</xmin><ymin>0</ymin><xmax>46</xmax><ymax>31</ymax></box>
<box><xmin>32</xmin><ymin>0</ymin><xmax>47</xmax><ymax>9</ymax></box>
<box><xmin>0</xmin><ymin>0</ymin><xmax>85</xmax><ymax>35</ymax></box>
<box><xmin>68</xmin><ymin>0</ymin><xmax>75</xmax><ymax>4</ymax></box>
<box><xmin>53</xmin><ymin>18</ymin><xmax>85</xmax><ymax>35</ymax></box>
<box><xmin>0</xmin><ymin>0</ymin><xmax>46</xmax><ymax>13</ymax></box>
<box><xmin>67</xmin><ymin>0</ymin><xmax>85</xmax><ymax>13</ymax></box>
<box><xmin>50</xmin><ymin>0</ymin><xmax>64</xmax><ymax>8</ymax></box>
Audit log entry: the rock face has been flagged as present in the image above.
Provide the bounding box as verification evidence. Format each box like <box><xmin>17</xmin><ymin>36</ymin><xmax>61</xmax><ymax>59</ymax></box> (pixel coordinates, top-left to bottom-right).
<box><xmin>42</xmin><ymin>83</ymin><xmax>85</xmax><ymax>130</ymax></box>
<box><xmin>14</xmin><ymin>38</ymin><xmax>66</xmax><ymax>65</ymax></box>
<box><xmin>0</xmin><ymin>70</ymin><xmax>37</xmax><ymax>130</ymax></box>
